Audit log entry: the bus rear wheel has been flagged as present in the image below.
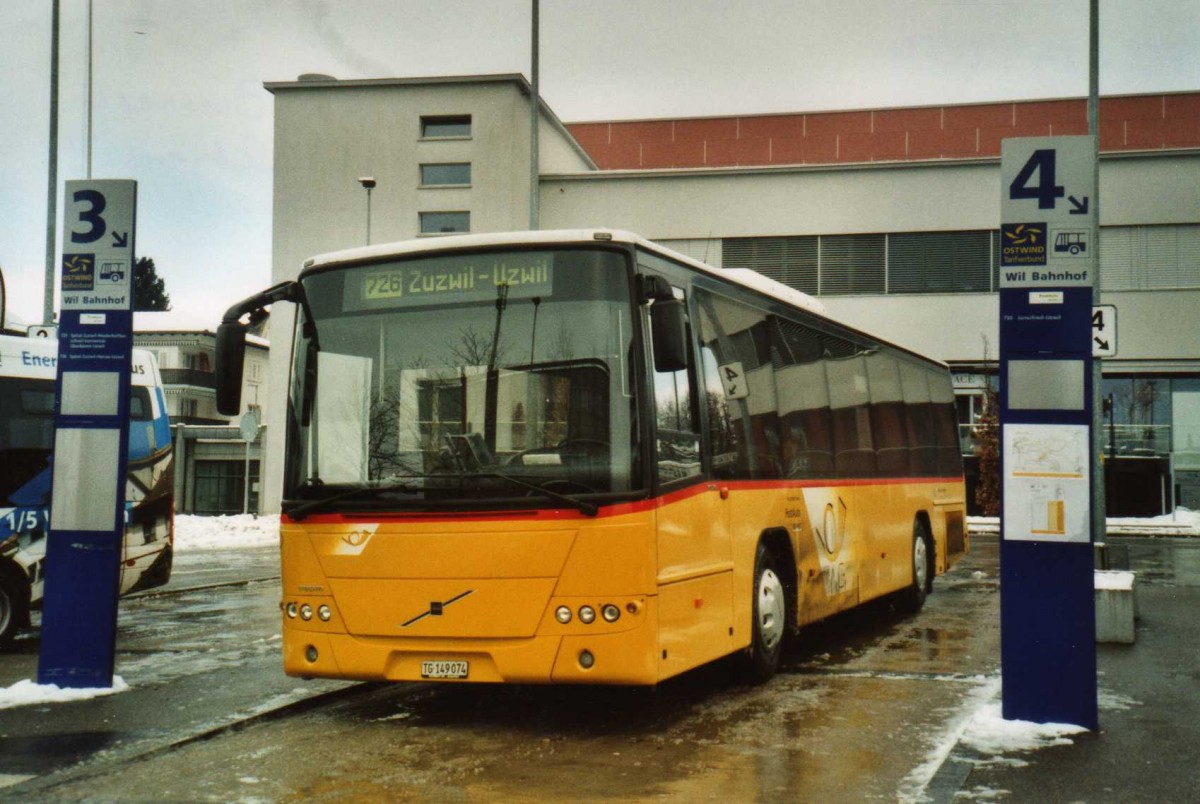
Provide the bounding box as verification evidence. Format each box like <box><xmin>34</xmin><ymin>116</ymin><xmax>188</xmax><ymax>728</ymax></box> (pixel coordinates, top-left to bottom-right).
<box><xmin>898</xmin><ymin>519</ymin><xmax>932</xmax><ymax>614</ymax></box>
<box><xmin>739</xmin><ymin>542</ymin><xmax>787</xmax><ymax>684</ymax></box>
<box><xmin>0</xmin><ymin>568</ymin><xmax>28</xmax><ymax>648</ymax></box>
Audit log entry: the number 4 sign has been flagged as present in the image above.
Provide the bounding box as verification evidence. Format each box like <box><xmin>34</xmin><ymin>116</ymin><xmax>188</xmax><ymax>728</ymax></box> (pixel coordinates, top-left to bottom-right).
<box><xmin>1000</xmin><ymin>137</ymin><xmax>1096</xmax><ymax>290</ymax></box>
<box><xmin>1092</xmin><ymin>304</ymin><xmax>1117</xmax><ymax>357</ymax></box>
<box><xmin>719</xmin><ymin>361</ymin><xmax>749</xmax><ymax>400</ymax></box>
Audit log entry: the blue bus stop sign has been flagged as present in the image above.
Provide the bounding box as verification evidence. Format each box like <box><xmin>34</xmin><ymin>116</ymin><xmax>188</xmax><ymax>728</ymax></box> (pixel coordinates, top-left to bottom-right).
<box><xmin>998</xmin><ymin>137</ymin><xmax>1098</xmax><ymax>730</ymax></box>
<box><xmin>38</xmin><ymin>179</ymin><xmax>136</xmax><ymax>689</ymax></box>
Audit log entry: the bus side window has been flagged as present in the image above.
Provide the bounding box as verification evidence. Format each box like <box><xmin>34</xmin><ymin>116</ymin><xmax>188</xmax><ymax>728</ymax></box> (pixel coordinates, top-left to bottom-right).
<box><xmin>650</xmin><ymin>285</ymin><xmax>701</xmax><ymax>484</ymax></box>
<box><xmin>699</xmin><ymin>344</ymin><xmax>741</xmax><ymax>478</ymax></box>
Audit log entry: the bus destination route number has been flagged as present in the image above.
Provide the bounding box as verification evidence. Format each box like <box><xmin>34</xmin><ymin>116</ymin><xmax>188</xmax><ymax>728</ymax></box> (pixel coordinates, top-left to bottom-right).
<box><xmin>356</xmin><ymin>257</ymin><xmax>553</xmax><ymax>309</ymax></box>
<box><xmin>421</xmin><ymin>660</ymin><xmax>469</xmax><ymax>679</ymax></box>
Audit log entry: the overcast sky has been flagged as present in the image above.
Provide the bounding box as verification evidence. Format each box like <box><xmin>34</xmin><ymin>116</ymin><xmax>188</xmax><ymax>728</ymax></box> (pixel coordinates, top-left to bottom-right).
<box><xmin>2</xmin><ymin>0</ymin><xmax>1197</xmax><ymax>329</ymax></box>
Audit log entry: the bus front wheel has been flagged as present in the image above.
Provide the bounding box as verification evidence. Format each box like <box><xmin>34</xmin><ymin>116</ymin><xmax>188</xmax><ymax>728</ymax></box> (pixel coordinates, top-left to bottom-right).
<box><xmin>740</xmin><ymin>542</ymin><xmax>787</xmax><ymax>683</ymax></box>
<box><xmin>0</xmin><ymin>567</ymin><xmax>29</xmax><ymax>648</ymax></box>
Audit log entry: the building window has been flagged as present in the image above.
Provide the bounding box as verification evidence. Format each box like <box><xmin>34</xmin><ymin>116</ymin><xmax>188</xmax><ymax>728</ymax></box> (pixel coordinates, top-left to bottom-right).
<box><xmin>819</xmin><ymin>234</ymin><xmax>886</xmax><ymax>295</ymax></box>
<box><xmin>193</xmin><ymin>460</ymin><xmax>259</xmax><ymax>515</ymax></box>
<box><xmin>1100</xmin><ymin>224</ymin><xmax>1200</xmax><ymax>291</ymax></box>
<box><xmin>420</xmin><ymin>115</ymin><xmax>471</xmax><ymax>139</ymax></box>
<box><xmin>724</xmin><ymin>230</ymin><xmax>996</xmax><ymax>296</ymax></box>
<box><xmin>723</xmin><ymin>236</ymin><xmax>818</xmax><ymax>293</ymax></box>
<box><xmin>420</xmin><ymin>163</ymin><xmax>471</xmax><ymax>187</ymax></box>
<box><xmin>420</xmin><ymin>211</ymin><xmax>470</xmax><ymax>234</ymax></box>
<box><xmin>888</xmin><ymin>231</ymin><xmax>993</xmax><ymax>294</ymax></box>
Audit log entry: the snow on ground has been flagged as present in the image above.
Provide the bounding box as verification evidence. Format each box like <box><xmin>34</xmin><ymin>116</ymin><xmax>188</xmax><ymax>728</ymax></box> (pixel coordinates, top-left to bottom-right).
<box><xmin>173</xmin><ymin>514</ymin><xmax>280</xmax><ymax>551</ymax></box>
<box><xmin>968</xmin><ymin>507</ymin><xmax>1200</xmax><ymax>536</ymax></box>
<box><xmin>959</xmin><ymin>701</ymin><xmax>1088</xmax><ymax>762</ymax></box>
<box><xmin>0</xmin><ymin>676</ymin><xmax>130</xmax><ymax>710</ymax></box>
<box><xmin>1108</xmin><ymin>506</ymin><xmax>1200</xmax><ymax>531</ymax></box>
<box><xmin>900</xmin><ymin>676</ymin><xmax>1093</xmax><ymax>802</ymax></box>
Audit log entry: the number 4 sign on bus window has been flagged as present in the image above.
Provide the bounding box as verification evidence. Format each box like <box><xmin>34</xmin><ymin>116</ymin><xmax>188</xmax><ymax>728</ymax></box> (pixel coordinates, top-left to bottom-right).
<box><xmin>719</xmin><ymin>362</ymin><xmax>749</xmax><ymax>400</ymax></box>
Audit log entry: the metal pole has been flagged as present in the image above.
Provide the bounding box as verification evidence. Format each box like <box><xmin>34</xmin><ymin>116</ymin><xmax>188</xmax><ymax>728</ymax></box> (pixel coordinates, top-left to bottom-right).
<box><xmin>44</xmin><ymin>0</ymin><xmax>61</xmax><ymax>327</ymax></box>
<box><xmin>529</xmin><ymin>0</ymin><xmax>540</xmax><ymax>230</ymax></box>
<box><xmin>87</xmin><ymin>0</ymin><xmax>93</xmax><ymax>178</ymax></box>
<box><xmin>1089</xmin><ymin>0</ymin><xmax>1107</xmax><ymax>539</ymax></box>
<box><xmin>243</xmin><ymin>437</ymin><xmax>251</xmax><ymax>514</ymax></box>
<box><xmin>366</xmin><ymin>186</ymin><xmax>372</xmax><ymax>245</ymax></box>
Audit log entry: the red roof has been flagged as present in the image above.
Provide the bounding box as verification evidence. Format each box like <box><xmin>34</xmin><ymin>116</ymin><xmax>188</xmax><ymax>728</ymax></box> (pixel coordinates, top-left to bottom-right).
<box><xmin>566</xmin><ymin>93</ymin><xmax>1200</xmax><ymax>170</ymax></box>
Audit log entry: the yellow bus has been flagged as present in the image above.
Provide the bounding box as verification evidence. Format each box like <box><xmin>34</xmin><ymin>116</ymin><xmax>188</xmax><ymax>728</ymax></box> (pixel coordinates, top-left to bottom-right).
<box><xmin>216</xmin><ymin>230</ymin><xmax>967</xmax><ymax>685</ymax></box>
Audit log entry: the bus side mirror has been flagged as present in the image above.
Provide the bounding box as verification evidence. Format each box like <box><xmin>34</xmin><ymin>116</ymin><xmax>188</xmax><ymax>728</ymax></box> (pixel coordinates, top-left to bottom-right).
<box><xmin>215</xmin><ymin>321</ymin><xmax>247</xmax><ymax>416</ymax></box>
<box><xmin>650</xmin><ymin>298</ymin><xmax>689</xmax><ymax>373</ymax></box>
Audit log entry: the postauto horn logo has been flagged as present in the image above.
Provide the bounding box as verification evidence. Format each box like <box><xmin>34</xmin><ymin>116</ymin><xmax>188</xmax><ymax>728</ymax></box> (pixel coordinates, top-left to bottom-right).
<box><xmin>1001</xmin><ymin>223</ymin><xmax>1047</xmax><ymax>266</ymax></box>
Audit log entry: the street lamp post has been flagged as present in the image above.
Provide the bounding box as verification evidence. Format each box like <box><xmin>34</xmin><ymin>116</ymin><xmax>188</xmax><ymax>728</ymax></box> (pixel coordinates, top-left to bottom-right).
<box><xmin>358</xmin><ymin>177</ymin><xmax>376</xmax><ymax>245</ymax></box>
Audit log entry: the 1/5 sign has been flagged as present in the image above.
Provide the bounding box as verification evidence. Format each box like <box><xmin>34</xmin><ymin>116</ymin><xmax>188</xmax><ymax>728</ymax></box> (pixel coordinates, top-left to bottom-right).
<box><xmin>1092</xmin><ymin>304</ymin><xmax>1117</xmax><ymax>357</ymax></box>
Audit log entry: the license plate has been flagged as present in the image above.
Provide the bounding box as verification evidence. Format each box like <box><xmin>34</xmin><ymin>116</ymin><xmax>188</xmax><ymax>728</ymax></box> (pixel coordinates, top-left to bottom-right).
<box><xmin>421</xmin><ymin>660</ymin><xmax>469</xmax><ymax>679</ymax></box>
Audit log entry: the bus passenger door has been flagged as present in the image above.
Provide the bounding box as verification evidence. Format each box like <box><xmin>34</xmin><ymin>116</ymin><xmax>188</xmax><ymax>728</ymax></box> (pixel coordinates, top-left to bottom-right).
<box><xmin>646</xmin><ymin>279</ymin><xmax>735</xmax><ymax>678</ymax></box>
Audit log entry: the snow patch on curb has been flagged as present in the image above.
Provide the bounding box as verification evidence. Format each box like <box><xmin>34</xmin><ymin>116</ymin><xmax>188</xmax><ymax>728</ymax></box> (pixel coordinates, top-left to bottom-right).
<box><xmin>898</xmin><ymin>676</ymin><xmax>1090</xmax><ymax>802</ymax></box>
<box><xmin>0</xmin><ymin>676</ymin><xmax>130</xmax><ymax>710</ymax></box>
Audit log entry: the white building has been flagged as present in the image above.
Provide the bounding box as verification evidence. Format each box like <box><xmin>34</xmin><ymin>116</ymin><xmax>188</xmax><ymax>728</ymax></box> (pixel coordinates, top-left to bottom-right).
<box><xmin>262</xmin><ymin>73</ymin><xmax>1200</xmax><ymax>513</ymax></box>
<box><xmin>133</xmin><ymin>317</ymin><xmax>270</xmax><ymax>514</ymax></box>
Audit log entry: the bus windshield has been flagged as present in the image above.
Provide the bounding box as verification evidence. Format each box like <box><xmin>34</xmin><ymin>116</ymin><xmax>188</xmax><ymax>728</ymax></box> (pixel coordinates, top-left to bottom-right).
<box><xmin>285</xmin><ymin>247</ymin><xmax>639</xmax><ymax>512</ymax></box>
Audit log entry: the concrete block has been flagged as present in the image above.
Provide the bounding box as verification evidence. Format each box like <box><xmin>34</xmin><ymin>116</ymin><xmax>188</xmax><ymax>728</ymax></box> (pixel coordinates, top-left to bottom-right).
<box><xmin>1095</xmin><ymin>570</ymin><xmax>1137</xmax><ymax>644</ymax></box>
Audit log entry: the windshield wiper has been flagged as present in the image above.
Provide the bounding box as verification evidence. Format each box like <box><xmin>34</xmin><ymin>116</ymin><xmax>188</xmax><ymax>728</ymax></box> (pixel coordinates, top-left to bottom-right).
<box><xmin>460</xmin><ymin>471</ymin><xmax>598</xmax><ymax>516</ymax></box>
<box><xmin>284</xmin><ymin>471</ymin><xmax>598</xmax><ymax>520</ymax></box>
<box><xmin>285</xmin><ymin>480</ymin><xmax>419</xmax><ymax>521</ymax></box>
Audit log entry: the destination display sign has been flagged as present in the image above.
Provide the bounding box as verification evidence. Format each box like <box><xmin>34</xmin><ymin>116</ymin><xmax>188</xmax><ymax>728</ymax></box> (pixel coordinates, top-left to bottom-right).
<box><xmin>346</xmin><ymin>254</ymin><xmax>553</xmax><ymax>311</ymax></box>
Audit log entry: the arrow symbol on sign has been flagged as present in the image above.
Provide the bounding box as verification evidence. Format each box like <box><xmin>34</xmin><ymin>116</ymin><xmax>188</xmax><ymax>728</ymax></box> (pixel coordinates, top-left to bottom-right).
<box><xmin>1094</xmin><ymin>336</ymin><xmax>1110</xmax><ymax>350</ymax></box>
<box><xmin>112</xmin><ymin>231</ymin><xmax>129</xmax><ymax>248</ymax></box>
<box><xmin>1069</xmin><ymin>195</ymin><xmax>1089</xmax><ymax>215</ymax></box>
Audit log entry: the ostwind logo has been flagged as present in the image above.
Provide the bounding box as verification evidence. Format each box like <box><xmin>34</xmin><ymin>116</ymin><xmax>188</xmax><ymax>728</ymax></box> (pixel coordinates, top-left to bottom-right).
<box><xmin>1001</xmin><ymin>223</ymin><xmax>1048</xmax><ymax>266</ymax></box>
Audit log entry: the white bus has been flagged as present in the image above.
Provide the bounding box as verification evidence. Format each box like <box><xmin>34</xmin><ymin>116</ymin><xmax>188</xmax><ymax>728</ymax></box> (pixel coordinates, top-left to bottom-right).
<box><xmin>0</xmin><ymin>334</ymin><xmax>175</xmax><ymax>647</ymax></box>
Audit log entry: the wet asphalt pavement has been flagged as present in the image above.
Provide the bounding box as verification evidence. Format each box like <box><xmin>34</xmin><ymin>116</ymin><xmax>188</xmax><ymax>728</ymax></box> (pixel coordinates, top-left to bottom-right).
<box><xmin>1</xmin><ymin>535</ymin><xmax>1198</xmax><ymax>802</ymax></box>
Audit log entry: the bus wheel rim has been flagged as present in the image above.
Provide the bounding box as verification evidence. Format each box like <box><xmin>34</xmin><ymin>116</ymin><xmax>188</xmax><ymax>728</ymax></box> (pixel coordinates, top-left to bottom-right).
<box><xmin>757</xmin><ymin>568</ymin><xmax>785</xmax><ymax>651</ymax></box>
<box><xmin>913</xmin><ymin>536</ymin><xmax>928</xmax><ymax>590</ymax></box>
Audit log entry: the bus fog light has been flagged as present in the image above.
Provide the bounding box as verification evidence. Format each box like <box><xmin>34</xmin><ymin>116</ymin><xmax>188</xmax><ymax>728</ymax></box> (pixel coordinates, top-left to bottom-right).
<box><xmin>317</xmin><ymin>605</ymin><xmax>332</xmax><ymax>622</ymax></box>
<box><xmin>601</xmin><ymin>604</ymin><xmax>620</xmax><ymax>623</ymax></box>
<box><xmin>286</xmin><ymin>602</ymin><xmax>298</xmax><ymax>619</ymax></box>
<box><xmin>305</xmin><ymin>645</ymin><xmax>318</xmax><ymax>662</ymax></box>
<box><xmin>578</xmin><ymin>606</ymin><xmax>596</xmax><ymax>624</ymax></box>
<box><xmin>555</xmin><ymin>606</ymin><xmax>572</xmax><ymax>624</ymax></box>
<box><xmin>626</xmin><ymin>601</ymin><xmax>641</xmax><ymax>615</ymax></box>
<box><xmin>300</xmin><ymin>604</ymin><xmax>313</xmax><ymax>621</ymax></box>
<box><xmin>579</xmin><ymin>649</ymin><xmax>595</xmax><ymax>669</ymax></box>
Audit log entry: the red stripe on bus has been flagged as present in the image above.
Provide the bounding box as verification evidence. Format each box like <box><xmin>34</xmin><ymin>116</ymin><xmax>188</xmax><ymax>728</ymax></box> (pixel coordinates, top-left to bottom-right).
<box><xmin>286</xmin><ymin>475</ymin><xmax>962</xmax><ymax>525</ymax></box>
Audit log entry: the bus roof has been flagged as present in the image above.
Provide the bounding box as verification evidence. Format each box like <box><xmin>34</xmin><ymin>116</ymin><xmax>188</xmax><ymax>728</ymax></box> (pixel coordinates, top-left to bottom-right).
<box><xmin>302</xmin><ymin>229</ymin><xmax>947</xmax><ymax>370</ymax></box>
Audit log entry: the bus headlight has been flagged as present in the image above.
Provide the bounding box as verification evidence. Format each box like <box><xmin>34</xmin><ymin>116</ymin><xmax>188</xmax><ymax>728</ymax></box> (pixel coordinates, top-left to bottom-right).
<box><xmin>299</xmin><ymin>604</ymin><xmax>313</xmax><ymax>621</ymax></box>
<box><xmin>317</xmin><ymin>605</ymin><xmax>332</xmax><ymax>622</ymax></box>
<box><xmin>555</xmin><ymin>606</ymin><xmax>572</xmax><ymax>624</ymax></box>
<box><xmin>286</xmin><ymin>602</ymin><xmax>298</xmax><ymax>619</ymax></box>
<box><xmin>601</xmin><ymin>604</ymin><xmax>621</xmax><ymax>623</ymax></box>
<box><xmin>578</xmin><ymin>605</ymin><xmax>596</xmax><ymax>624</ymax></box>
